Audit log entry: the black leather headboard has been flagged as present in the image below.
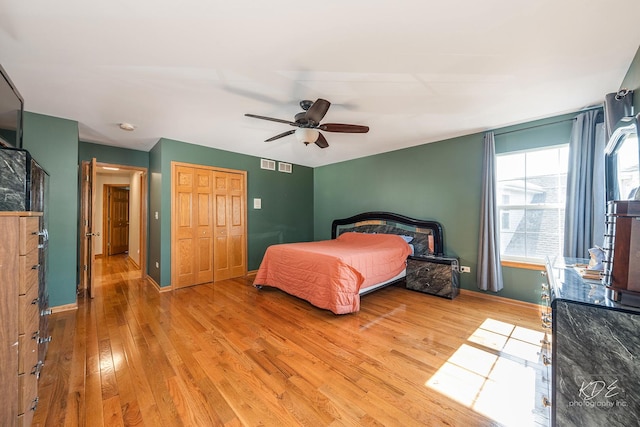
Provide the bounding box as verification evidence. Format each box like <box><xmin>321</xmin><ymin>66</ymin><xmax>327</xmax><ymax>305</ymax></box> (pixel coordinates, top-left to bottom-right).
<box><xmin>331</xmin><ymin>211</ymin><xmax>444</xmax><ymax>257</ymax></box>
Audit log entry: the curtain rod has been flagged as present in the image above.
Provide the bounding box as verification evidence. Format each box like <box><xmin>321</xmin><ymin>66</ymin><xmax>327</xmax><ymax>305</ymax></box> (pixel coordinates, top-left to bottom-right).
<box><xmin>493</xmin><ymin>105</ymin><xmax>603</xmax><ymax>137</ymax></box>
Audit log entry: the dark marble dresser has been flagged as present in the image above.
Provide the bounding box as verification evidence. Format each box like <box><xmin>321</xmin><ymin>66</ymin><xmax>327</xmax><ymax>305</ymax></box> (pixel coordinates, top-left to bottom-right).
<box><xmin>543</xmin><ymin>257</ymin><xmax>640</xmax><ymax>427</ymax></box>
<box><xmin>405</xmin><ymin>255</ymin><xmax>459</xmax><ymax>299</ymax></box>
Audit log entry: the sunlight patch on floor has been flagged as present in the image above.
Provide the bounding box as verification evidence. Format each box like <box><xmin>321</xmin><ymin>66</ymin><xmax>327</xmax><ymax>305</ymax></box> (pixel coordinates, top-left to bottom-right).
<box><xmin>426</xmin><ymin>318</ymin><xmax>546</xmax><ymax>427</ymax></box>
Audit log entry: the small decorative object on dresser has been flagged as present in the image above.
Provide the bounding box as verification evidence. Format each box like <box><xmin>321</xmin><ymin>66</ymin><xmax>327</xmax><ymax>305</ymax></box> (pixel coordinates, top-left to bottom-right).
<box><xmin>405</xmin><ymin>255</ymin><xmax>460</xmax><ymax>299</ymax></box>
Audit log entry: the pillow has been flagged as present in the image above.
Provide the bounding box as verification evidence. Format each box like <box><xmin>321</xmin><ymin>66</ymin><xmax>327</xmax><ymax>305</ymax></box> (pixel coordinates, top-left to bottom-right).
<box><xmin>399</xmin><ymin>235</ymin><xmax>414</xmax><ymax>243</ymax></box>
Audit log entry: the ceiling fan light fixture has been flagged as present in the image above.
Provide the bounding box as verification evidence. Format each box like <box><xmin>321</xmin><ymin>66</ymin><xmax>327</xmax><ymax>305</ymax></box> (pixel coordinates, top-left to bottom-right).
<box><xmin>295</xmin><ymin>128</ymin><xmax>319</xmax><ymax>144</ymax></box>
<box><xmin>245</xmin><ymin>98</ymin><xmax>368</xmax><ymax>148</ymax></box>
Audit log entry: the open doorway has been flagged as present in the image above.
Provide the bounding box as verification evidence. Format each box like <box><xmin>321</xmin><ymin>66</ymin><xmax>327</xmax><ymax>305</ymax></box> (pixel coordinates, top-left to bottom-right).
<box><xmin>79</xmin><ymin>160</ymin><xmax>148</xmax><ymax>297</ymax></box>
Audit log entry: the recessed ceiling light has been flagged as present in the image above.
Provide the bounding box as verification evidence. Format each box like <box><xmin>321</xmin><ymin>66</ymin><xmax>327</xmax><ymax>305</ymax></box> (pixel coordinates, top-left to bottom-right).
<box><xmin>119</xmin><ymin>122</ymin><xmax>135</xmax><ymax>131</ymax></box>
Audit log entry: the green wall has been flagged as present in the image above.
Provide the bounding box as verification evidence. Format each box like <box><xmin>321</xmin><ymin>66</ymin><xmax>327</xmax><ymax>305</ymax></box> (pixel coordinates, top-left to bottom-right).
<box><xmin>0</xmin><ymin>129</ymin><xmax>17</xmax><ymax>147</ymax></box>
<box><xmin>78</xmin><ymin>141</ymin><xmax>149</xmax><ymax>168</ymax></box>
<box><xmin>148</xmin><ymin>142</ymin><xmax>163</xmax><ymax>285</ymax></box>
<box><xmin>149</xmin><ymin>138</ymin><xmax>314</xmax><ymax>287</ymax></box>
<box><xmin>22</xmin><ymin>112</ymin><xmax>79</xmax><ymax>307</ymax></box>
<box><xmin>314</xmin><ymin>114</ymin><xmax>576</xmax><ymax>304</ymax></box>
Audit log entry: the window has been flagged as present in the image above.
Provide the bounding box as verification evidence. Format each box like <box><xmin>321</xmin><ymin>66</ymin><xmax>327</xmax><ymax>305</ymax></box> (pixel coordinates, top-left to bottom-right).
<box><xmin>496</xmin><ymin>145</ymin><xmax>569</xmax><ymax>262</ymax></box>
<box><xmin>501</xmin><ymin>212</ymin><xmax>510</xmax><ymax>230</ymax></box>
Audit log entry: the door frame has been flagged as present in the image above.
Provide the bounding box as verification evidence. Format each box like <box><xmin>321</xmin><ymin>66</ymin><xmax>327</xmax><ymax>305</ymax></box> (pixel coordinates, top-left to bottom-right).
<box><xmin>79</xmin><ymin>161</ymin><xmax>148</xmax><ymax>296</ymax></box>
<box><xmin>79</xmin><ymin>158</ymin><xmax>96</xmax><ymax>296</ymax></box>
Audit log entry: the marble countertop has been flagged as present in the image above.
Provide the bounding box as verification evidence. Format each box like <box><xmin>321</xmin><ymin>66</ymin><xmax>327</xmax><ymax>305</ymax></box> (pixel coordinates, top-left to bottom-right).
<box><xmin>547</xmin><ymin>257</ymin><xmax>640</xmax><ymax>314</ymax></box>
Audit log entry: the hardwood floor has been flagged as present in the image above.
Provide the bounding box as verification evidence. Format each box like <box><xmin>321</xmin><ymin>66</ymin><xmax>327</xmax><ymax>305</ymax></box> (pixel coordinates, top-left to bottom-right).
<box><xmin>32</xmin><ymin>255</ymin><xmax>550</xmax><ymax>426</ymax></box>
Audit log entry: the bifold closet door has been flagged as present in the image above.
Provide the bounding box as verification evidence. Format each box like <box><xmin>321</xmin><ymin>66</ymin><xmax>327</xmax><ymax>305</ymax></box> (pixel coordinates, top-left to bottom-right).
<box><xmin>213</xmin><ymin>171</ymin><xmax>246</xmax><ymax>281</ymax></box>
<box><xmin>174</xmin><ymin>166</ymin><xmax>214</xmax><ymax>288</ymax></box>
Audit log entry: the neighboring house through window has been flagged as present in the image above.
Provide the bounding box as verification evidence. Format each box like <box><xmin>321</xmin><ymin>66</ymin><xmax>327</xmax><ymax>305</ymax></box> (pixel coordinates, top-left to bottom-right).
<box><xmin>496</xmin><ymin>145</ymin><xmax>569</xmax><ymax>262</ymax></box>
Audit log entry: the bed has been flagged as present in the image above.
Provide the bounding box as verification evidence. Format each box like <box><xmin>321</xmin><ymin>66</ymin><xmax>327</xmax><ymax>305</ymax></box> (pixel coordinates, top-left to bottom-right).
<box><xmin>253</xmin><ymin>212</ymin><xmax>445</xmax><ymax>314</ymax></box>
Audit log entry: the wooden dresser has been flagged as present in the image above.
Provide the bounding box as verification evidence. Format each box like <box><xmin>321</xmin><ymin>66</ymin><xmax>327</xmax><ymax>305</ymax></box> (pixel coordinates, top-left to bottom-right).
<box><xmin>0</xmin><ymin>212</ymin><xmax>43</xmax><ymax>427</ymax></box>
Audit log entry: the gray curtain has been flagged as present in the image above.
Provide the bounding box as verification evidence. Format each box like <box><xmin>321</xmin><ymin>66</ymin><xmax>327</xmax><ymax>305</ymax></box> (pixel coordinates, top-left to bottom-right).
<box><xmin>564</xmin><ymin>110</ymin><xmax>605</xmax><ymax>257</ymax></box>
<box><xmin>477</xmin><ymin>132</ymin><xmax>503</xmax><ymax>292</ymax></box>
<box><xmin>591</xmin><ymin>122</ymin><xmax>606</xmax><ymax>245</ymax></box>
<box><xmin>604</xmin><ymin>90</ymin><xmax>634</xmax><ymax>139</ymax></box>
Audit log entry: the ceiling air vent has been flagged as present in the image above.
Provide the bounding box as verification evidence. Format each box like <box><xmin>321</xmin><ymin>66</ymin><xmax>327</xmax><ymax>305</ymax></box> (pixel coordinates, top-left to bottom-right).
<box><xmin>278</xmin><ymin>162</ymin><xmax>292</xmax><ymax>173</ymax></box>
<box><xmin>260</xmin><ymin>158</ymin><xmax>275</xmax><ymax>171</ymax></box>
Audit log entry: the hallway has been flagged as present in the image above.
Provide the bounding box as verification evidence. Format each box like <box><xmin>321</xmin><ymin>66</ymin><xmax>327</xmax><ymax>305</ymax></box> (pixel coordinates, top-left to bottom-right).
<box><xmin>92</xmin><ymin>254</ymin><xmax>142</xmax><ymax>295</ymax></box>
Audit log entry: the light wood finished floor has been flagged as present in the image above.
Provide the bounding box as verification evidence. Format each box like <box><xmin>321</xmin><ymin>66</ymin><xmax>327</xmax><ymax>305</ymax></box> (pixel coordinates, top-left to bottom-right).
<box><xmin>33</xmin><ymin>255</ymin><xmax>550</xmax><ymax>426</ymax></box>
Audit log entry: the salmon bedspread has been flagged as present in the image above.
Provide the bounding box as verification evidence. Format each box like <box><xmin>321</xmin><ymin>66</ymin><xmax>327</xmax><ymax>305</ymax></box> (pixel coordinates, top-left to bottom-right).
<box><xmin>253</xmin><ymin>232</ymin><xmax>412</xmax><ymax>314</ymax></box>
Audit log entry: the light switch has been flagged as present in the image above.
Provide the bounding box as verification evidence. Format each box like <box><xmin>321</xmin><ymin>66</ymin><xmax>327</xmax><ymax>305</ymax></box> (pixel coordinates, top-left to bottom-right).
<box><xmin>253</xmin><ymin>198</ymin><xmax>262</xmax><ymax>209</ymax></box>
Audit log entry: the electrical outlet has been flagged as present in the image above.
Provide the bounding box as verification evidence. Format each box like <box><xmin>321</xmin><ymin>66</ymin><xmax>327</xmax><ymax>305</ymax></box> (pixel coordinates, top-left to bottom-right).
<box><xmin>460</xmin><ymin>266</ymin><xmax>471</xmax><ymax>273</ymax></box>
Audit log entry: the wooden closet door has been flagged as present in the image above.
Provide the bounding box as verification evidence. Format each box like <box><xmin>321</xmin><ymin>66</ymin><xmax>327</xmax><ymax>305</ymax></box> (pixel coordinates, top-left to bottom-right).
<box><xmin>174</xmin><ymin>166</ymin><xmax>214</xmax><ymax>288</ymax></box>
<box><xmin>194</xmin><ymin>168</ymin><xmax>214</xmax><ymax>284</ymax></box>
<box><xmin>213</xmin><ymin>171</ymin><xmax>246</xmax><ymax>281</ymax></box>
<box><xmin>108</xmin><ymin>186</ymin><xmax>129</xmax><ymax>255</ymax></box>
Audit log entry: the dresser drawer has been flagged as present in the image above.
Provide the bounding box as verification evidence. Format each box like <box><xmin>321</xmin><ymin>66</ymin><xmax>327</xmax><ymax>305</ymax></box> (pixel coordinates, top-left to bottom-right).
<box><xmin>18</xmin><ymin>285</ymin><xmax>40</xmax><ymax>335</ymax></box>
<box><xmin>19</xmin><ymin>249</ymin><xmax>40</xmax><ymax>296</ymax></box>
<box><xmin>18</xmin><ymin>329</ymin><xmax>39</xmax><ymax>376</ymax></box>
<box><xmin>19</xmin><ymin>217</ymin><xmax>40</xmax><ymax>256</ymax></box>
<box><xmin>18</xmin><ymin>371</ymin><xmax>38</xmax><ymax>415</ymax></box>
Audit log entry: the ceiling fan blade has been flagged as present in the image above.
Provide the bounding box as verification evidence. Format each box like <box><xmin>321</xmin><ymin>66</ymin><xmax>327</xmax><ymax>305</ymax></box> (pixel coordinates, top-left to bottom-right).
<box><xmin>318</xmin><ymin>123</ymin><xmax>369</xmax><ymax>133</ymax></box>
<box><xmin>305</xmin><ymin>99</ymin><xmax>331</xmax><ymax>123</ymax></box>
<box><xmin>314</xmin><ymin>133</ymin><xmax>329</xmax><ymax>148</ymax></box>
<box><xmin>245</xmin><ymin>114</ymin><xmax>297</xmax><ymax>126</ymax></box>
<box><xmin>265</xmin><ymin>129</ymin><xmax>295</xmax><ymax>142</ymax></box>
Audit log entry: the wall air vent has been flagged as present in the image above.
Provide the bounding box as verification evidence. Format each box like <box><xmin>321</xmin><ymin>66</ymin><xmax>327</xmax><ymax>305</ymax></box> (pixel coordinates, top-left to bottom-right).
<box><xmin>278</xmin><ymin>162</ymin><xmax>292</xmax><ymax>173</ymax></box>
<box><xmin>260</xmin><ymin>158</ymin><xmax>276</xmax><ymax>171</ymax></box>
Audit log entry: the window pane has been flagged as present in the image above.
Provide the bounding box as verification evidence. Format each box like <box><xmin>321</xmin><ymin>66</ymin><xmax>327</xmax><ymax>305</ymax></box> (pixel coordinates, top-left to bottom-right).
<box><xmin>498</xmin><ymin>181</ymin><xmax>527</xmax><ymax>205</ymax></box>
<box><xmin>500</xmin><ymin>231</ymin><xmax>526</xmax><ymax>257</ymax></box>
<box><xmin>526</xmin><ymin>174</ymin><xmax>567</xmax><ymax>204</ymax></box>
<box><xmin>497</xmin><ymin>153</ymin><xmax>525</xmax><ymax>180</ymax></box>
<box><xmin>558</xmin><ymin>146</ymin><xmax>569</xmax><ymax>170</ymax></box>
<box><xmin>496</xmin><ymin>145</ymin><xmax>568</xmax><ymax>261</ymax></box>
<box><xmin>500</xmin><ymin>208</ymin><xmax>524</xmax><ymax>232</ymax></box>
<box><xmin>501</xmin><ymin>212</ymin><xmax>510</xmax><ymax>230</ymax></box>
<box><xmin>525</xmin><ymin>207</ymin><xmax>563</xmax><ymax>256</ymax></box>
<box><xmin>525</xmin><ymin>208</ymin><xmax>562</xmax><ymax>233</ymax></box>
<box><xmin>526</xmin><ymin>231</ymin><xmax>563</xmax><ymax>260</ymax></box>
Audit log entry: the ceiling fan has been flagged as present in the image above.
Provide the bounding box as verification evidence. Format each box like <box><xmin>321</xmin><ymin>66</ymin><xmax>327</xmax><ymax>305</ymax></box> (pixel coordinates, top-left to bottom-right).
<box><xmin>244</xmin><ymin>98</ymin><xmax>369</xmax><ymax>148</ymax></box>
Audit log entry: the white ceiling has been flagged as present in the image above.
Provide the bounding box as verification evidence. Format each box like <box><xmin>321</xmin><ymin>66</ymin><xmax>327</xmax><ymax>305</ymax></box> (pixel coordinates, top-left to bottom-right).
<box><xmin>1</xmin><ymin>1</ymin><xmax>640</xmax><ymax>167</ymax></box>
